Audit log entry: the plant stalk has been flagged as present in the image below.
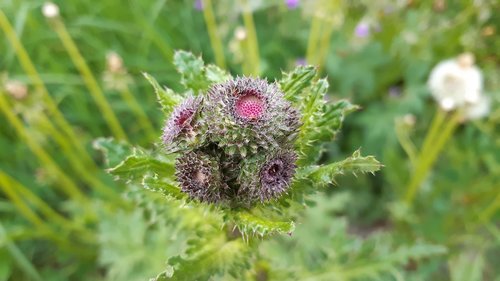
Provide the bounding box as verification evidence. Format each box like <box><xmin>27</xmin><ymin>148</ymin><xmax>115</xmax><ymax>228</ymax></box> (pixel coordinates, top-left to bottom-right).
<box><xmin>405</xmin><ymin>110</ymin><xmax>462</xmax><ymax>203</ymax></box>
<box><xmin>50</xmin><ymin>18</ymin><xmax>128</xmax><ymax>141</ymax></box>
<box><xmin>202</xmin><ymin>0</ymin><xmax>226</xmax><ymax>68</ymax></box>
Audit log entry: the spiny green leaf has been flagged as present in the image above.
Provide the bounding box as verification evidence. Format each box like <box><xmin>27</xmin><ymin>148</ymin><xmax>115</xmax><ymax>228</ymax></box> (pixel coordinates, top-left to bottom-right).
<box><xmin>296</xmin><ymin>78</ymin><xmax>328</xmax><ymax>163</ymax></box>
<box><xmin>108</xmin><ymin>152</ymin><xmax>175</xmax><ymax>181</ymax></box>
<box><xmin>142</xmin><ymin>174</ymin><xmax>185</xmax><ymax>200</ymax></box>
<box><xmin>230</xmin><ymin>211</ymin><xmax>295</xmax><ymax>237</ymax></box>
<box><xmin>205</xmin><ymin>64</ymin><xmax>231</xmax><ymax>84</ymax></box>
<box><xmin>317</xmin><ymin>100</ymin><xmax>359</xmax><ymax>136</ymax></box>
<box><xmin>173</xmin><ymin>50</ymin><xmax>230</xmax><ymax>92</ymax></box>
<box><xmin>304</xmin><ymin>243</ymin><xmax>447</xmax><ymax>281</ymax></box>
<box><xmin>173</xmin><ymin>51</ymin><xmax>209</xmax><ymax>92</ymax></box>
<box><xmin>305</xmin><ymin>149</ymin><xmax>382</xmax><ymax>186</ymax></box>
<box><xmin>164</xmin><ymin>234</ymin><xmax>251</xmax><ymax>281</ymax></box>
<box><xmin>280</xmin><ymin>65</ymin><xmax>317</xmax><ymax>101</ymax></box>
<box><xmin>93</xmin><ymin>137</ymin><xmax>133</xmax><ymax>168</ymax></box>
<box><xmin>143</xmin><ymin>72</ymin><xmax>182</xmax><ymax>114</ymax></box>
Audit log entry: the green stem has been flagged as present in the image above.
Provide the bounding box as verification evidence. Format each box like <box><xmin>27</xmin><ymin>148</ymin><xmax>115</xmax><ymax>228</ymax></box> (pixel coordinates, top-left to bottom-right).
<box><xmin>478</xmin><ymin>192</ymin><xmax>500</xmax><ymax>224</ymax></box>
<box><xmin>405</xmin><ymin>110</ymin><xmax>462</xmax><ymax>203</ymax></box>
<box><xmin>242</xmin><ymin>0</ymin><xmax>260</xmax><ymax>76</ymax></box>
<box><xmin>0</xmin><ymin>222</ymin><xmax>43</xmax><ymax>281</ymax></box>
<box><xmin>305</xmin><ymin>0</ymin><xmax>337</xmax><ymax>71</ymax></box>
<box><xmin>50</xmin><ymin>18</ymin><xmax>128</xmax><ymax>141</ymax></box>
<box><xmin>0</xmin><ymin>91</ymin><xmax>87</xmax><ymax>204</ymax></box>
<box><xmin>0</xmin><ymin>171</ymin><xmax>95</xmax><ymax>242</ymax></box>
<box><xmin>395</xmin><ymin>120</ymin><xmax>418</xmax><ymax>167</ymax></box>
<box><xmin>120</xmin><ymin>87</ymin><xmax>157</xmax><ymax>141</ymax></box>
<box><xmin>316</xmin><ymin>21</ymin><xmax>334</xmax><ymax>73</ymax></box>
<box><xmin>306</xmin><ymin>13</ymin><xmax>321</xmax><ymax>65</ymax></box>
<box><xmin>419</xmin><ymin>108</ymin><xmax>446</xmax><ymax>161</ymax></box>
<box><xmin>202</xmin><ymin>0</ymin><xmax>226</xmax><ymax>68</ymax></box>
<box><xmin>0</xmin><ymin>10</ymin><xmax>97</xmax><ymax>168</ymax></box>
<box><xmin>0</xmin><ymin>171</ymin><xmax>91</xmax><ymax>254</ymax></box>
<box><xmin>32</xmin><ymin>114</ymin><xmax>120</xmax><ymax>201</ymax></box>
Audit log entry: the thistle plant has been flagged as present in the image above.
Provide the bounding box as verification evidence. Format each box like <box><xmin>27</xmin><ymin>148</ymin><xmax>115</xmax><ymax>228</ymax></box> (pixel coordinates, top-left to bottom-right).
<box><xmin>95</xmin><ymin>50</ymin><xmax>381</xmax><ymax>280</ymax></box>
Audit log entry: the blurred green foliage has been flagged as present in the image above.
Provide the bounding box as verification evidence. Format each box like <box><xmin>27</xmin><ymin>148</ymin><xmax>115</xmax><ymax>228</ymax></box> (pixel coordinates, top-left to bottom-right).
<box><xmin>0</xmin><ymin>0</ymin><xmax>499</xmax><ymax>280</ymax></box>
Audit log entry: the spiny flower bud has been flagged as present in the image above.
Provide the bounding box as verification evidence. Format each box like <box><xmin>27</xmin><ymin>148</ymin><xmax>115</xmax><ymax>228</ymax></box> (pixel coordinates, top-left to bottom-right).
<box><xmin>175</xmin><ymin>150</ymin><xmax>229</xmax><ymax>203</ymax></box>
<box><xmin>162</xmin><ymin>96</ymin><xmax>203</xmax><ymax>152</ymax></box>
<box><xmin>4</xmin><ymin>80</ymin><xmax>28</xmax><ymax>100</ymax></box>
<box><xmin>204</xmin><ymin>77</ymin><xmax>300</xmax><ymax>156</ymax></box>
<box><xmin>237</xmin><ymin>150</ymin><xmax>297</xmax><ymax>203</ymax></box>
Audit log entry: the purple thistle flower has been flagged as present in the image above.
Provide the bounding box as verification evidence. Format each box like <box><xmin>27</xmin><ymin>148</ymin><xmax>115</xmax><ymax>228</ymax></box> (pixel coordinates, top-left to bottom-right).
<box><xmin>194</xmin><ymin>0</ymin><xmax>203</xmax><ymax>11</ymax></box>
<box><xmin>205</xmin><ymin>77</ymin><xmax>301</xmax><ymax>156</ymax></box>
<box><xmin>258</xmin><ymin>151</ymin><xmax>297</xmax><ymax>201</ymax></box>
<box><xmin>162</xmin><ymin>96</ymin><xmax>202</xmax><ymax>151</ymax></box>
<box><xmin>238</xmin><ymin>150</ymin><xmax>297</xmax><ymax>203</ymax></box>
<box><xmin>354</xmin><ymin>21</ymin><xmax>371</xmax><ymax>38</ymax></box>
<box><xmin>285</xmin><ymin>0</ymin><xmax>300</xmax><ymax>9</ymax></box>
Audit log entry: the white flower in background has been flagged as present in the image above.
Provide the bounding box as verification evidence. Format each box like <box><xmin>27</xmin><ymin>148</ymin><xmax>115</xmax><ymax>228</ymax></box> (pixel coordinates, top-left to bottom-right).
<box><xmin>428</xmin><ymin>53</ymin><xmax>484</xmax><ymax>112</ymax></box>
<box><xmin>42</xmin><ymin>2</ymin><xmax>59</xmax><ymax>18</ymax></box>
<box><xmin>463</xmin><ymin>95</ymin><xmax>491</xmax><ymax>120</ymax></box>
<box><xmin>234</xmin><ymin>27</ymin><xmax>247</xmax><ymax>41</ymax></box>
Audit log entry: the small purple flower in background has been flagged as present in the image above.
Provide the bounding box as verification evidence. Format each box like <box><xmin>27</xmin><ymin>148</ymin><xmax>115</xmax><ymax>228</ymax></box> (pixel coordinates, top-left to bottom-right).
<box><xmin>388</xmin><ymin>86</ymin><xmax>402</xmax><ymax>98</ymax></box>
<box><xmin>194</xmin><ymin>0</ymin><xmax>203</xmax><ymax>11</ymax></box>
<box><xmin>354</xmin><ymin>21</ymin><xmax>371</xmax><ymax>38</ymax></box>
<box><xmin>295</xmin><ymin>58</ymin><xmax>307</xmax><ymax>66</ymax></box>
<box><xmin>285</xmin><ymin>0</ymin><xmax>299</xmax><ymax>9</ymax></box>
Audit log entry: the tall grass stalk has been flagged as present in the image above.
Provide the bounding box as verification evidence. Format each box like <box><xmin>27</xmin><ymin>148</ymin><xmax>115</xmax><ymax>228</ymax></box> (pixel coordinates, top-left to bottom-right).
<box><xmin>395</xmin><ymin>119</ymin><xmax>418</xmax><ymax>167</ymax></box>
<box><xmin>0</xmin><ymin>91</ymin><xmax>86</xmax><ymax>204</ymax></box>
<box><xmin>419</xmin><ymin>108</ymin><xmax>446</xmax><ymax>162</ymax></box>
<box><xmin>305</xmin><ymin>0</ymin><xmax>338</xmax><ymax>71</ymax></box>
<box><xmin>49</xmin><ymin>18</ymin><xmax>128</xmax><ymax>141</ymax></box>
<box><xmin>0</xmin><ymin>171</ymin><xmax>95</xmax><ymax>242</ymax></box>
<box><xmin>0</xmin><ymin>10</ymin><xmax>97</xmax><ymax>167</ymax></box>
<box><xmin>405</xmin><ymin>110</ymin><xmax>462</xmax><ymax>204</ymax></box>
<box><xmin>0</xmin><ymin>172</ymin><xmax>92</xmax><ymax>254</ymax></box>
<box><xmin>316</xmin><ymin>23</ymin><xmax>335</xmax><ymax>73</ymax></box>
<box><xmin>306</xmin><ymin>16</ymin><xmax>321</xmax><ymax>66</ymax></box>
<box><xmin>120</xmin><ymin>86</ymin><xmax>157</xmax><ymax>141</ymax></box>
<box><xmin>241</xmin><ymin>0</ymin><xmax>260</xmax><ymax>76</ymax></box>
<box><xmin>0</xmin><ymin>222</ymin><xmax>43</xmax><ymax>281</ymax></box>
<box><xmin>479</xmin><ymin>192</ymin><xmax>500</xmax><ymax>224</ymax></box>
<box><xmin>202</xmin><ymin>0</ymin><xmax>226</xmax><ymax>68</ymax></box>
<box><xmin>29</xmin><ymin>113</ymin><xmax>119</xmax><ymax>200</ymax></box>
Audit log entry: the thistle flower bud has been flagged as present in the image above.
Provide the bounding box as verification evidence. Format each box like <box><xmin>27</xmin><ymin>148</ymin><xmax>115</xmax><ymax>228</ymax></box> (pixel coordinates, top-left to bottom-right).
<box><xmin>162</xmin><ymin>96</ymin><xmax>204</xmax><ymax>152</ymax></box>
<box><xmin>102</xmin><ymin>51</ymin><xmax>132</xmax><ymax>91</ymax></box>
<box><xmin>106</xmin><ymin>52</ymin><xmax>125</xmax><ymax>74</ymax></box>
<box><xmin>4</xmin><ymin>80</ymin><xmax>28</xmax><ymax>100</ymax></box>
<box><xmin>175</xmin><ymin>150</ymin><xmax>229</xmax><ymax>203</ymax></box>
<box><xmin>204</xmin><ymin>77</ymin><xmax>300</xmax><ymax>156</ymax></box>
<box><xmin>238</xmin><ymin>150</ymin><xmax>297</xmax><ymax>203</ymax></box>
